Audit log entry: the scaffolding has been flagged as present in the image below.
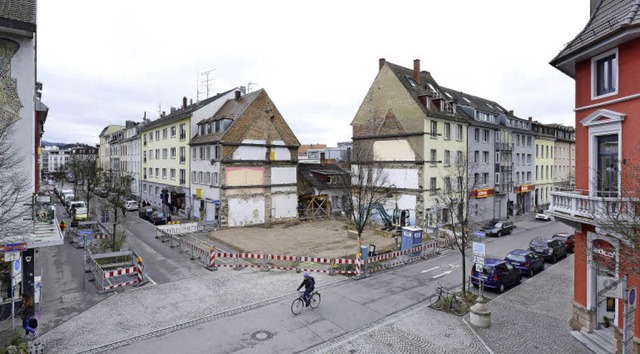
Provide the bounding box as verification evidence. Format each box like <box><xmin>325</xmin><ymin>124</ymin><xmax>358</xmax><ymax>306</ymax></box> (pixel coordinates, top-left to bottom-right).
<box><xmin>298</xmin><ymin>195</ymin><xmax>332</xmax><ymax>220</ymax></box>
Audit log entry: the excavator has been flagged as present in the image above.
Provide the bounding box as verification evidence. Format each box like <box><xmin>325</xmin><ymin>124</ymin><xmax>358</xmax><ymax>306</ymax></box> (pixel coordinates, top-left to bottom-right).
<box><xmin>372</xmin><ymin>203</ymin><xmax>410</xmax><ymax>232</ymax></box>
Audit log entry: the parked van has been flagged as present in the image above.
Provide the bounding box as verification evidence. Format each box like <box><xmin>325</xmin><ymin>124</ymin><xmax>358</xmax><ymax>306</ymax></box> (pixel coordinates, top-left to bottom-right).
<box><xmin>62</xmin><ymin>192</ymin><xmax>75</xmax><ymax>205</ymax></box>
<box><xmin>60</xmin><ymin>189</ymin><xmax>73</xmax><ymax>200</ymax></box>
<box><xmin>71</xmin><ymin>207</ymin><xmax>90</xmax><ymax>227</ymax></box>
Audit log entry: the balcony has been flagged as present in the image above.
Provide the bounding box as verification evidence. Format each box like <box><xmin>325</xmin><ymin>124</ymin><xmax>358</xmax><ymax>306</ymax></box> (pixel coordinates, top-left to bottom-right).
<box><xmin>495</xmin><ymin>142</ymin><xmax>512</xmax><ymax>151</ymax></box>
<box><xmin>549</xmin><ymin>189</ymin><xmax>639</xmax><ymax>226</ymax></box>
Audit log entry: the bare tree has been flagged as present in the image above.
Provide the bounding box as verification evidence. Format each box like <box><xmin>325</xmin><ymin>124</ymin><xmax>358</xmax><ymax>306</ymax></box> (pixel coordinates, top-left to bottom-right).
<box><xmin>103</xmin><ymin>173</ymin><xmax>128</xmax><ymax>251</ymax></box>
<box><xmin>433</xmin><ymin>152</ymin><xmax>479</xmax><ymax>295</ymax></box>
<box><xmin>0</xmin><ymin>117</ymin><xmax>31</xmax><ymax>240</ymax></box>
<box><xmin>52</xmin><ymin>167</ymin><xmax>66</xmax><ymax>191</ymax></box>
<box><xmin>583</xmin><ymin>145</ymin><xmax>640</xmax><ymax>274</ymax></box>
<box><xmin>76</xmin><ymin>158</ymin><xmax>101</xmax><ymax>217</ymax></box>
<box><xmin>341</xmin><ymin>142</ymin><xmax>391</xmax><ymax>258</ymax></box>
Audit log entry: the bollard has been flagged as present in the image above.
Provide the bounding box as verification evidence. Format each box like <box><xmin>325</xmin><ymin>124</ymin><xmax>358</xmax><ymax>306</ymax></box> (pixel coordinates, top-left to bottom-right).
<box><xmin>206</xmin><ymin>248</ymin><xmax>217</xmax><ymax>271</ymax></box>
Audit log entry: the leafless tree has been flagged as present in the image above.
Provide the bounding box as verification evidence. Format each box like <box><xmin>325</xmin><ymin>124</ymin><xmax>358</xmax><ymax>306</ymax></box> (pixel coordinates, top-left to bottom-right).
<box><xmin>433</xmin><ymin>152</ymin><xmax>480</xmax><ymax>295</ymax></box>
<box><xmin>583</xmin><ymin>145</ymin><xmax>640</xmax><ymax>274</ymax></box>
<box><xmin>0</xmin><ymin>117</ymin><xmax>31</xmax><ymax>241</ymax></box>
<box><xmin>340</xmin><ymin>142</ymin><xmax>391</xmax><ymax>258</ymax></box>
<box><xmin>103</xmin><ymin>173</ymin><xmax>128</xmax><ymax>251</ymax></box>
<box><xmin>76</xmin><ymin>158</ymin><xmax>101</xmax><ymax>217</ymax></box>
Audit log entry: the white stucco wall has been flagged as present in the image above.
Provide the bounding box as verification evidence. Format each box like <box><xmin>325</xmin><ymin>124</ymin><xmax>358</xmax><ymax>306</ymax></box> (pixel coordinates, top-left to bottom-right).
<box><xmin>272</xmin><ymin>166</ymin><xmax>296</xmax><ymax>184</ymax></box>
<box><xmin>233</xmin><ymin>140</ymin><xmax>267</xmax><ymax>160</ymax></box>
<box><xmin>189</xmin><ymin>90</ymin><xmax>238</xmax><ymax>134</ymax></box>
<box><xmin>373</xmin><ymin>140</ymin><xmax>416</xmax><ymax>161</ymax></box>
<box><xmin>272</xmin><ymin>193</ymin><xmax>298</xmax><ymax>219</ymax></box>
<box><xmin>7</xmin><ymin>35</ymin><xmax>36</xmax><ymax>194</ymax></box>
<box><xmin>385</xmin><ymin>168</ymin><xmax>420</xmax><ymax>189</ymax></box>
<box><xmin>228</xmin><ymin>196</ymin><xmax>265</xmax><ymax>227</ymax></box>
<box><xmin>272</xmin><ymin>141</ymin><xmax>290</xmax><ymax>160</ymax></box>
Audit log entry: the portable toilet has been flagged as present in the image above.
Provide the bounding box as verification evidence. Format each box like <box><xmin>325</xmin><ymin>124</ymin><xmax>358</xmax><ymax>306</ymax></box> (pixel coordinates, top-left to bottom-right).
<box><xmin>401</xmin><ymin>226</ymin><xmax>423</xmax><ymax>255</ymax></box>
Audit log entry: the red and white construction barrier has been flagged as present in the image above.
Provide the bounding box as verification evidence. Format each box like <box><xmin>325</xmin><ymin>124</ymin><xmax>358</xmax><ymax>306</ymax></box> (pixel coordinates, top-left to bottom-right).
<box><xmin>103</xmin><ymin>279</ymin><xmax>139</xmax><ymax>291</ymax></box>
<box><xmin>103</xmin><ymin>266</ymin><xmax>137</xmax><ymax>279</ymax></box>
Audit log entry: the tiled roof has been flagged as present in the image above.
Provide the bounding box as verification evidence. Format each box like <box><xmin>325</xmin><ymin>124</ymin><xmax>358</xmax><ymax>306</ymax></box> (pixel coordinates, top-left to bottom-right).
<box><xmin>299</xmin><ymin>144</ymin><xmax>327</xmax><ymax>155</ymax></box>
<box><xmin>551</xmin><ymin>0</ymin><xmax>640</xmax><ymax>64</ymax></box>
<box><xmin>188</xmin><ymin>90</ymin><xmax>262</xmax><ymax>146</ymax></box>
<box><xmin>298</xmin><ymin>163</ymin><xmax>348</xmax><ymax>190</ymax></box>
<box><xmin>141</xmin><ymin>89</ymin><xmax>236</xmax><ymax>132</ymax></box>
<box><xmin>385</xmin><ymin>62</ymin><xmax>468</xmax><ymax>123</ymax></box>
<box><xmin>0</xmin><ymin>0</ymin><xmax>36</xmax><ymax>24</ymax></box>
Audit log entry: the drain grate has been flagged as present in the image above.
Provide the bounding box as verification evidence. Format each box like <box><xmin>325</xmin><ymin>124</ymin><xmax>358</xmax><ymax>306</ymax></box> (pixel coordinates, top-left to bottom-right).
<box><xmin>251</xmin><ymin>330</ymin><xmax>274</xmax><ymax>342</ymax></box>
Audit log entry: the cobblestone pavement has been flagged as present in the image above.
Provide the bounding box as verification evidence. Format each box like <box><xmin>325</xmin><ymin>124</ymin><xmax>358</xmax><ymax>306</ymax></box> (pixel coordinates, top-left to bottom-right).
<box><xmin>306</xmin><ymin>302</ymin><xmax>491</xmax><ymax>354</ymax></box>
<box><xmin>471</xmin><ymin>254</ymin><xmax>590</xmax><ymax>354</ymax></box>
<box><xmin>37</xmin><ymin>270</ymin><xmax>347</xmax><ymax>354</ymax></box>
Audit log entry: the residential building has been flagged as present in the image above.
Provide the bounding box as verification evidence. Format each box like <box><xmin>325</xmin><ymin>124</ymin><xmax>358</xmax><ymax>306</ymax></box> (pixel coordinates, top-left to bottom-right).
<box><xmin>190</xmin><ymin>89</ymin><xmax>300</xmax><ymax>227</ymax></box>
<box><xmin>121</xmin><ymin>120</ymin><xmax>142</xmax><ymax>196</ymax></box>
<box><xmin>510</xmin><ymin>120</ymin><xmax>537</xmax><ymax>215</ymax></box>
<box><xmin>0</xmin><ymin>0</ymin><xmax>62</xmax><ymax>321</ymax></box>
<box><xmin>532</xmin><ymin>122</ymin><xmax>556</xmax><ymax>209</ymax></box>
<box><xmin>297</xmin><ymin>162</ymin><xmax>349</xmax><ymax>217</ymax></box>
<box><xmin>549</xmin><ymin>0</ymin><xmax>640</xmax><ymax>350</ymax></box>
<box><xmin>299</xmin><ymin>142</ymin><xmax>352</xmax><ymax>164</ymax></box>
<box><xmin>44</xmin><ymin>146</ymin><xmax>69</xmax><ymax>174</ymax></box>
<box><xmin>108</xmin><ymin>128</ymin><xmax>125</xmax><ymax>187</ymax></box>
<box><xmin>351</xmin><ymin>59</ymin><xmax>468</xmax><ymax>230</ymax></box>
<box><xmin>98</xmin><ymin>125</ymin><xmax>125</xmax><ymax>172</ymax></box>
<box><xmin>548</xmin><ymin>124</ymin><xmax>576</xmax><ymax>189</ymax></box>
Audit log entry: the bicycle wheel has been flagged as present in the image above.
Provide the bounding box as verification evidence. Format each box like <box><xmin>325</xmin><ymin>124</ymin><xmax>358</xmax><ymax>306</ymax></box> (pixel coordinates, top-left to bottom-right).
<box><xmin>291</xmin><ymin>298</ymin><xmax>304</xmax><ymax>315</ymax></box>
<box><xmin>429</xmin><ymin>294</ymin><xmax>445</xmax><ymax>310</ymax></box>
<box><xmin>451</xmin><ymin>298</ymin><xmax>468</xmax><ymax>316</ymax></box>
<box><xmin>310</xmin><ymin>292</ymin><xmax>321</xmax><ymax>309</ymax></box>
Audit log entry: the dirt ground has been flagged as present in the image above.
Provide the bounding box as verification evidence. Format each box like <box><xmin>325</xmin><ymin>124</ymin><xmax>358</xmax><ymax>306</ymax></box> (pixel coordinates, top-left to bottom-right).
<box><xmin>206</xmin><ymin>219</ymin><xmax>398</xmax><ymax>259</ymax></box>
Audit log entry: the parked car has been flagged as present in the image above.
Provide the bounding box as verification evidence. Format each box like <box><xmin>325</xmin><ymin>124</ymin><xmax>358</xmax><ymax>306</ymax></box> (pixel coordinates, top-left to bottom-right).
<box><xmin>504</xmin><ymin>249</ymin><xmax>545</xmax><ymax>277</ymax></box>
<box><xmin>535</xmin><ymin>210</ymin><xmax>552</xmax><ymax>221</ymax></box>
<box><xmin>70</xmin><ymin>207</ymin><xmax>90</xmax><ymax>227</ymax></box>
<box><xmin>138</xmin><ymin>206</ymin><xmax>155</xmax><ymax>220</ymax></box>
<box><xmin>149</xmin><ymin>211</ymin><xmax>171</xmax><ymax>225</ymax></box>
<box><xmin>552</xmin><ymin>233</ymin><xmax>575</xmax><ymax>253</ymax></box>
<box><xmin>59</xmin><ymin>189</ymin><xmax>73</xmax><ymax>200</ymax></box>
<box><xmin>67</xmin><ymin>200</ymin><xmax>86</xmax><ymax>214</ymax></box>
<box><xmin>528</xmin><ymin>238</ymin><xmax>568</xmax><ymax>263</ymax></box>
<box><xmin>97</xmin><ymin>188</ymin><xmax>109</xmax><ymax>198</ymax></box>
<box><xmin>482</xmin><ymin>219</ymin><xmax>515</xmax><ymax>237</ymax></box>
<box><xmin>62</xmin><ymin>193</ymin><xmax>75</xmax><ymax>206</ymax></box>
<box><xmin>471</xmin><ymin>258</ymin><xmax>521</xmax><ymax>293</ymax></box>
<box><xmin>125</xmin><ymin>200</ymin><xmax>139</xmax><ymax>211</ymax></box>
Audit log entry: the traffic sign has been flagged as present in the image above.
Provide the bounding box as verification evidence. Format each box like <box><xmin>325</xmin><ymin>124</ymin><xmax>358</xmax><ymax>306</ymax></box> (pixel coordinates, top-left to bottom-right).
<box><xmin>78</xmin><ymin>230</ymin><xmax>93</xmax><ymax>235</ymax></box>
<box><xmin>12</xmin><ymin>259</ymin><xmax>22</xmax><ymax>284</ymax></box>
<box><xmin>473</xmin><ymin>242</ymin><xmax>486</xmax><ymax>257</ymax></box>
<box><xmin>474</xmin><ymin>256</ymin><xmax>485</xmax><ymax>265</ymax></box>
<box><xmin>598</xmin><ymin>276</ymin><xmax>625</xmax><ymax>298</ymax></box>
<box><xmin>475</xmin><ymin>263</ymin><xmax>483</xmax><ymax>272</ymax></box>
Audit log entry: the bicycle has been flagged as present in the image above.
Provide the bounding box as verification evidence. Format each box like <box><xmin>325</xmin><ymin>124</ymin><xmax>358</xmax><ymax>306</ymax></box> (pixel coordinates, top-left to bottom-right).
<box><xmin>291</xmin><ymin>290</ymin><xmax>321</xmax><ymax>315</ymax></box>
<box><xmin>429</xmin><ymin>285</ymin><xmax>468</xmax><ymax>316</ymax></box>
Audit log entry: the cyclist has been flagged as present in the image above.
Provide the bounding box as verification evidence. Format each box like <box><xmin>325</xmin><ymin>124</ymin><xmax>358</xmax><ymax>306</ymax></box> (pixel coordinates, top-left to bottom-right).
<box><xmin>296</xmin><ymin>272</ymin><xmax>315</xmax><ymax>307</ymax></box>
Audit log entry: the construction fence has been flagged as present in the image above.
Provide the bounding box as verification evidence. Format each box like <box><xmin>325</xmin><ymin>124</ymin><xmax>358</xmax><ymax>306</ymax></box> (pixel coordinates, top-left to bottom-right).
<box><xmin>87</xmin><ymin>250</ymin><xmax>145</xmax><ymax>292</ymax></box>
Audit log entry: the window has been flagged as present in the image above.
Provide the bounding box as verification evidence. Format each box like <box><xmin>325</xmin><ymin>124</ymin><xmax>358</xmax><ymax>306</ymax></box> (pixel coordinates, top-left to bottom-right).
<box><xmin>155</xmin><ymin>168</ymin><xmax>159</xmax><ymax>177</ymax></box>
<box><xmin>170</xmin><ymin>169</ymin><xmax>176</xmax><ymax>180</ymax></box>
<box><xmin>144</xmin><ymin>151</ymin><xmax>147</xmax><ymax>162</ymax></box>
<box><xmin>495</xmin><ymin>152</ymin><xmax>500</xmax><ymax>163</ymax></box>
<box><xmin>206</xmin><ymin>146</ymin><xmax>211</xmax><ymax>160</ymax></box>
<box><xmin>180</xmin><ymin>147</ymin><xmax>186</xmax><ymax>163</ymax></box>
<box><xmin>444</xmin><ymin>177</ymin><xmax>451</xmax><ymax>193</ymax></box>
<box><xmin>455</xmin><ymin>125</ymin><xmax>463</xmax><ymax>140</ymax></box>
<box><xmin>527</xmin><ymin>171</ymin><xmax>532</xmax><ymax>182</ymax></box>
<box><xmin>192</xmin><ymin>171</ymin><xmax>197</xmax><ymax>183</ymax></box>
<box><xmin>199</xmin><ymin>172</ymin><xmax>203</xmax><ymax>183</ymax></box>
<box><xmin>536</xmin><ymin>166</ymin><xmax>538</xmax><ymax>180</ymax></box>
<box><xmin>495</xmin><ymin>131</ymin><xmax>501</xmax><ymax>141</ymax></box>
<box><xmin>163</xmin><ymin>128</ymin><xmax>167</xmax><ymax>139</ymax></box>
<box><xmin>527</xmin><ymin>136</ymin><xmax>532</xmax><ymax>147</ymax></box>
<box><xmin>143</xmin><ymin>184</ymin><xmax>147</xmax><ymax>192</ymax></box>
<box><xmin>205</xmin><ymin>172</ymin><xmax>211</xmax><ymax>184</ymax></box>
<box><xmin>546</xmin><ymin>165</ymin><xmax>549</xmax><ymax>179</ymax></box>
<box><xmin>171</xmin><ymin>126</ymin><xmax>176</xmax><ymax>137</ymax></box>
<box><xmin>430</xmin><ymin>177</ymin><xmax>437</xmax><ymax>192</ymax></box>
<box><xmin>444</xmin><ymin>150</ymin><xmax>450</xmax><ymax>165</ymax></box>
<box><xmin>155</xmin><ymin>130</ymin><xmax>160</xmax><ymax>141</ymax></box>
<box><xmin>200</xmin><ymin>125</ymin><xmax>206</xmax><ymax>135</ymax></box>
<box><xmin>162</xmin><ymin>148</ymin><xmax>167</xmax><ymax>159</ymax></box>
<box><xmin>483</xmin><ymin>173</ymin><xmax>489</xmax><ymax>185</ymax></box>
<box><xmin>495</xmin><ymin>173</ymin><xmax>500</xmax><ymax>184</ymax></box>
<box><xmin>430</xmin><ymin>149</ymin><xmax>437</xmax><ymax>165</ymax></box>
<box><xmin>516</xmin><ymin>153</ymin><xmax>520</xmax><ymax>165</ymax></box>
<box><xmin>456</xmin><ymin>151</ymin><xmax>463</xmax><ymax>164</ymax></box>
<box><xmin>200</xmin><ymin>147</ymin><xmax>205</xmax><ymax>160</ymax></box>
<box><xmin>162</xmin><ymin>168</ymin><xmax>167</xmax><ymax>179</ymax></box>
<box><xmin>214</xmin><ymin>145</ymin><xmax>221</xmax><ymax>160</ymax></box>
<box><xmin>143</xmin><ymin>167</ymin><xmax>147</xmax><ymax>179</ymax></box>
<box><xmin>206</xmin><ymin>123</ymin><xmax>212</xmax><ymax>134</ymax></box>
<box><xmin>516</xmin><ymin>135</ymin><xmax>520</xmax><ymax>146</ymax></box>
<box><xmin>444</xmin><ymin>123</ymin><xmax>451</xmax><ymax>139</ymax></box>
<box><xmin>536</xmin><ymin>144</ymin><xmax>539</xmax><ymax>158</ymax></box>
<box><xmin>180</xmin><ymin>124</ymin><xmax>187</xmax><ymax>140</ymax></box>
<box><xmin>474</xmin><ymin>128</ymin><xmax>479</xmax><ymax>142</ymax></box>
<box><xmin>155</xmin><ymin>149</ymin><xmax>159</xmax><ymax>159</ymax></box>
<box><xmin>474</xmin><ymin>173</ymin><xmax>479</xmax><ymax>184</ymax></box>
<box><xmin>482</xmin><ymin>130</ymin><xmax>489</xmax><ymax>143</ymax></box>
<box><xmin>546</xmin><ymin>146</ymin><xmax>549</xmax><ymax>159</ymax></box>
<box><xmin>430</xmin><ymin>121</ymin><xmax>437</xmax><ymax>137</ymax></box>
<box><xmin>155</xmin><ymin>186</ymin><xmax>159</xmax><ymax>195</ymax></box>
<box><xmin>213</xmin><ymin>172</ymin><xmax>218</xmax><ymax>186</ymax></box>
<box><xmin>593</xmin><ymin>49</ymin><xmax>618</xmax><ymax>98</ymax></box>
<box><xmin>192</xmin><ymin>148</ymin><xmax>197</xmax><ymax>161</ymax></box>
<box><xmin>171</xmin><ymin>147</ymin><xmax>176</xmax><ymax>159</ymax></box>
<box><xmin>149</xmin><ymin>132</ymin><xmax>153</xmax><ymax>142</ymax></box>
<box><xmin>527</xmin><ymin>154</ymin><xmax>532</xmax><ymax>165</ymax></box>
<box><xmin>482</xmin><ymin>151</ymin><xmax>489</xmax><ymax>164</ymax></box>
<box><xmin>474</xmin><ymin>151</ymin><xmax>479</xmax><ymax>164</ymax></box>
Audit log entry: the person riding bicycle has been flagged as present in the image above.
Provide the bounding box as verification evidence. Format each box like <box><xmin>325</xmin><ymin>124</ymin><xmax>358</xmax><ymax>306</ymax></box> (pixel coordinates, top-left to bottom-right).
<box><xmin>297</xmin><ymin>272</ymin><xmax>315</xmax><ymax>307</ymax></box>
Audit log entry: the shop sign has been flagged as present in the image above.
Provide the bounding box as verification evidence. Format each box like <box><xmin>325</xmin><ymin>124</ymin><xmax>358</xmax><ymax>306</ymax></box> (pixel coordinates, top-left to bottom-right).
<box><xmin>471</xmin><ymin>188</ymin><xmax>495</xmax><ymax>199</ymax></box>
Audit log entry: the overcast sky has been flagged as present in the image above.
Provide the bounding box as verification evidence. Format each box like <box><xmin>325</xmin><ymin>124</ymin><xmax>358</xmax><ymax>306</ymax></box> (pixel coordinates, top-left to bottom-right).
<box><xmin>38</xmin><ymin>0</ymin><xmax>589</xmax><ymax>147</ymax></box>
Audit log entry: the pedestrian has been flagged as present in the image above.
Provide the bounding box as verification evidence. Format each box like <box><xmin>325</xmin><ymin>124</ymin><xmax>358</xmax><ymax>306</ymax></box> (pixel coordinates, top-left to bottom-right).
<box><xmin>59</xmin><ymin>220</ymin><xmax>66</xmax><ymax>237</ymax></box>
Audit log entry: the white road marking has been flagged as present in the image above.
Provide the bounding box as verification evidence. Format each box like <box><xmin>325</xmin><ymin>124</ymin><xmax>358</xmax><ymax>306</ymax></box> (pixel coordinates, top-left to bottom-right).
<box><xmin>449</xmin><ymin>264</ymin><xmax>460</xmax><ymax>269</ymax></box>
<box><xmin>432</xmin><ymin>270</ymin><xmax>452</xmax><ymax>279</ymax></box>
<box><xmin>421</xmin><ymin>266</ymin><xmax>440</xmax><ymax>274</ymax></box>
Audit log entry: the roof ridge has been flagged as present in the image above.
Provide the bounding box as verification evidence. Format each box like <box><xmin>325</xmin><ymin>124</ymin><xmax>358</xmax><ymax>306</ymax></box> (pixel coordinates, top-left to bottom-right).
<box><xmin>623</xmin><ymin>0</ymin><xmax>640</xmax><ymax>24</ymax></box>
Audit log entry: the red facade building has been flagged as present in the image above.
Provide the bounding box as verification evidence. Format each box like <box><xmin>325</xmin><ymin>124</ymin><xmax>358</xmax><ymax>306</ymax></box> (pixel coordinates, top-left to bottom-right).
<box><xmin>550</xmin><ymin>0</ymin><xmax>640</xmax><ymax>351</ymax></box>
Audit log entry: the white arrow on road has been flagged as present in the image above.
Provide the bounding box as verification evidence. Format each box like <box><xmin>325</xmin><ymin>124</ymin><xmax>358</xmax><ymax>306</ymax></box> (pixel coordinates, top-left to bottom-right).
<box><xmin>421</xmin><ymin>266</ymin><xmax>440</xmax><ymax>274</ymax></box>
<box><xmin>432</xmin><ymin>270</ymin><xmax>452</xmax><ymax>279</ymax></box>
<box><xmin>449</xmin><ymin>264</ymin><xmax>460</xmax><ymax>269</ymax></box>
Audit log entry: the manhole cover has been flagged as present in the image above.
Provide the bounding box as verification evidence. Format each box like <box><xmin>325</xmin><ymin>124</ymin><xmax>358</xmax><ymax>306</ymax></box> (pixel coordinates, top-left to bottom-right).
<box><xmin>251</xmin><ymin>330</ymin><xmax>273</xmax><ymax>341</ymax></box>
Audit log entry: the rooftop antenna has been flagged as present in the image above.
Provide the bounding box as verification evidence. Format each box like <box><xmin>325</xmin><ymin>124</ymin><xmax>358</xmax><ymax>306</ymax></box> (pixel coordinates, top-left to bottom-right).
<box><xmin>158</xmin><ymin>103</ymin><xmax>162</xmax><ymax>118</ymax></box>
<box><xmin>247</xmin><ymin>82</ymin><xmax>259</xmax><ymax>93</ymax></box>
<box><xmin>198</xmin><ymin>69</ymin><xmax>216</xmax><ymax>100</ymax></box>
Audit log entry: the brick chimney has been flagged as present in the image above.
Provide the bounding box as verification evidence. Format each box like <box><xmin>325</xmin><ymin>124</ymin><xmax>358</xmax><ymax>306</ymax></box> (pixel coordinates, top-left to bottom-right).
<box><xmin>413</xmin><ymin>59</ymin><xmax>421</xmax><ymax>84</ymax></box>
<box><xmin>182</xmin><ymin>96</ymin><xmax>187</xmax><ymax>109</ymax></box>
<box><xmin>379</xmin><ymin>58</ymin><xmax>386</xmax><ymax>71</ymax></box>
<box><xmin>235</xmin><ymin>90</ymin><xmax>241</xmax><ymax>100</ymax></box>
<box><xmin>528</xmin><ymin>116</ymin><xmax>533</xmax><ymax>121</ymax></box>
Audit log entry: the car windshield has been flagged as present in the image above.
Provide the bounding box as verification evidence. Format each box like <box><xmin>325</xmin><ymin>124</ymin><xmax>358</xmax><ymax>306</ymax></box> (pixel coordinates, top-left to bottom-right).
<box><xmin>495</xmin><ymin>223</ymin><xmax>503</xmax><ymax>228</ymax></box>
<box><xmin>505</xmin><ymin>254</ymin><xmax>526</xmax><ymax>262</ymax></box>
<box><xmin>553</xmin><ymin>235</ymin><xmax>567</xmax><ymax>241</ymax></box>
<box><xmin>530</xmin><ymin>241</ymin><xmax>548</xmax><ymax>247</ymax></box>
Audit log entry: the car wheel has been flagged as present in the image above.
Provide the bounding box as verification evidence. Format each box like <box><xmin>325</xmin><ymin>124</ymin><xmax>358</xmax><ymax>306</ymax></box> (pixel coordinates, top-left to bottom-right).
<box><xmin>553</xmin><ymin>255</ymin><xmax>557</xmax><ymax>263</ymax></box>
<box><xmin>498</xmin><ymin>283</ymin><xmax>505</xmax><ymax>293</ymax></box>
<box><xmin>529</xmin><ymin>269</ymin><xmax>535</xmax><ymax>277</ymax></box>
<box><xmin>497</xmin><ymin>231</ymin><xmax>502</xmax><ymax>237</ymax></box>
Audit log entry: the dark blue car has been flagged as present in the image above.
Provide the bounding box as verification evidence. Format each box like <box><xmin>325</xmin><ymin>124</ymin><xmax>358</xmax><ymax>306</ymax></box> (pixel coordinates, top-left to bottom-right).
<box><xmin>471</xmin><ymin>258</ymin><xmax>521</xmax><ymax>293</ymax></box>
<box><xmin>504</xmin><ymin>249</ymin><xmax>545</xmax><ymax>277</ymax></box>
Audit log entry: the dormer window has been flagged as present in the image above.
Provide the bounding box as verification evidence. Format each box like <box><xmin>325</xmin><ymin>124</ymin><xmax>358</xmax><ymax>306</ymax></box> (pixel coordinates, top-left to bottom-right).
<box><xmin>405</xmin><ymin>75</ymin><xmax>417</xmax><ymax>88</ymax></box>
<box><xmin>592</xmin><ymin>48</ymin><xmax>618</xmax><ymax>99</ymax></box>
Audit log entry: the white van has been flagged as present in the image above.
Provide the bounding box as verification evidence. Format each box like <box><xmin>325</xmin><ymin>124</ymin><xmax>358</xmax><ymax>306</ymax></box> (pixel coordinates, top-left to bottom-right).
<box><xmin>67</xmin><ymin>200</ymin><xmax>86</xmax><ymax>213</ymax></box>
<box><xmin>62</xmin><ymin>192</ymin><xmax>75</xmax><ymax>206</ymax></box>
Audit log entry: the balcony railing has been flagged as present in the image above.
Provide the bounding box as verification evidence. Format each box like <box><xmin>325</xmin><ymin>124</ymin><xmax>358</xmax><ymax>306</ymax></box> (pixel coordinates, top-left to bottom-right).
<box><xmin>549</xmin><ymin>189</ymin><xmax>639</xmax><ymax>223</ymax></box>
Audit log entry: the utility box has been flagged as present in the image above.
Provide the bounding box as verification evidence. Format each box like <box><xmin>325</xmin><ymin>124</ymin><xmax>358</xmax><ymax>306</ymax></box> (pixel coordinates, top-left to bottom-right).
<box><xmin>401</xmin><ymin>226</ymin><xmax>423</xmax><ymax>255</ymax></box>
<box><xmin>360</xmin><ymin>245</ymin><xmax>369</xmax><ymax>261</ymax></box>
